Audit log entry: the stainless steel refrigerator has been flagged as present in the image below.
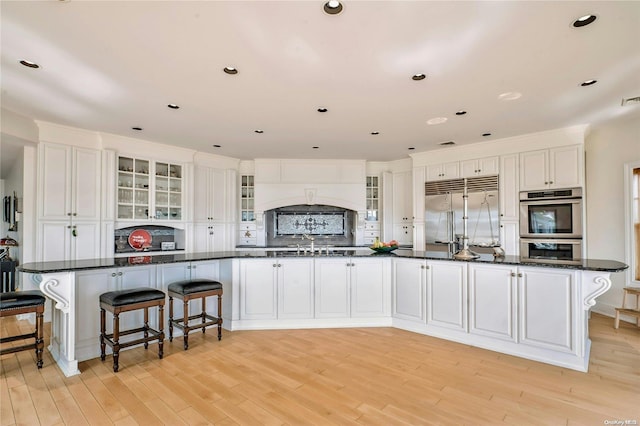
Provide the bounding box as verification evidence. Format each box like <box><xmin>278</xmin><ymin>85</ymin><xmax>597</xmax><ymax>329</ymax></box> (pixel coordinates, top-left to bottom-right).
<box><xmin>424</xmin><ymin>175</ymin><xmax>500</xmax><ymax>253</ymax></box>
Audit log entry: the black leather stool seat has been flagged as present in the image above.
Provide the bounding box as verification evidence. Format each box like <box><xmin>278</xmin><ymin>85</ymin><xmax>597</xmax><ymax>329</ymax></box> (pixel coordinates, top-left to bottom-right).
<box><xmin>99</xmin><ymin>287</ymin><xmax>165</xmax><ymax>372</ymax></box>
<box><xmin>0</xmin><ymin>290</ymin><xmax>46</xmax><ymax>368</ymax></box>
<box><xmin>1</xmin><ymin>290</ymin><xmax>46</xmax><ymax>310</ymax></box>
<box><xmin>168</xmin><ymin>279</ymin><xmax>223</xmax><ymax>296</ymax></box>
<box><xmin>100</xmin><ymin>287</ymin><xmax>165</xmax><ymax>307</ymax></box>
<box><xmin>168</xmin><ymin>279</ymin><xmax>223</xmax><ymax>350</ymax></box>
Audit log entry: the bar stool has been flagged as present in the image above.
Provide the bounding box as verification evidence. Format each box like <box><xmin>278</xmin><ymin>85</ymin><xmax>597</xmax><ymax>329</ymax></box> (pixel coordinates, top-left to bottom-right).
<box><xmin>168</xmin><ymin>279</ymin><xmax>223</xmax><ymax>350</ymax></box>
<box><xmin>0</xmin><ymin>290</ymin><xmax>46</xmax><ymax>368</ymax></box>
<box><xmin>99</xmin><ymin>287</ymin><xmax>165</xmax><ymax>372</ymax></box>
<box><xmin>614</xmin><ymin>287</ymin><xmax>640</xmax><ymax>329</ymax></box>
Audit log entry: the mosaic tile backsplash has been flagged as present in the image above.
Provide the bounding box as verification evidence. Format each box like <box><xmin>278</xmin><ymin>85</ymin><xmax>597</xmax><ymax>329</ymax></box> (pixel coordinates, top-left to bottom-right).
<box><xmin>276</xmin><ymin>213</ymin><xmax>345</xmax><ymax>236</ymax></box>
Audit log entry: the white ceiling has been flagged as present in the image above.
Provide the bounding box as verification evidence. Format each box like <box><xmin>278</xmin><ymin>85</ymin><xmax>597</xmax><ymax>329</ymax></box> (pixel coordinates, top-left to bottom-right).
<box><xmin>1</xmin><ymin>1</ymin><xmax>639</xmax><ymax>162</ymax></box>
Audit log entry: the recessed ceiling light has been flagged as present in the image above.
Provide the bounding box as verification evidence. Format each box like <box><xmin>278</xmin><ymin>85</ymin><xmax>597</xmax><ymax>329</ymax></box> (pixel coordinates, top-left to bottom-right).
<box><xmin>323</xmin><ymin>1</ymin><xmax>343</xmax><ymax>15</ymax></box>
<box><xmin>19</xmin><ymin>60</ymin><xmax>40</xmax><ymax>69</ymax></box>
<box><xmin>317</xmin><ymin>107</ymin><xmax>328</xmax><ymax>113</ymax></box>
<box><xmin>213</xmin><ymin>144</ymin><xmax>221</xmax><ymax>148</ymax></box>
<box><xmin>131</xmin><ymin>127</ymin><xmax>143</xmax><ymax>131</ymax></box>
<box><xmin>455</xmin><ymin>110</ymin><xmax>467</xmax><ymax>116</ymax></box>
<box><xmin>621</xmin><ymin>96</ymin><xmax>640</xmax><ymax>106</ymax></box>
<box><xmin>412</xmin><ymin>73</ymin><xmax>426</xmax><ymax>81</ymax></box>
<box><xmin>581</xmin><ymin>79</ymin><xmax>597</xmax><ymax>87</ymax></box>
<box><xmin>482</xmin><ymin>133</ymin><xmax>492</xmax><ymax>137</ymax></box>
<box><xmin>167</xmin><ymin>104</ymin><xmax>180</xmax><ymax>109</ymax></box>
<box><xmin>440</xmin><ymin>141</ymin><xmax>455</xmax><ymax>146</ymax></box>
<box><xmin>498</xmin><ymin>92</ymin><xmax>522</xmax><ymax>101</ymax></box>
<box><xmin>223</xmin><ymin>66</ymin><xmax>238</xmax><ymax>75</ymax></box>
<box><xmin>427</xmin><ymin>117</ymin><xmax>448</xmax><ymax>125</ymax></box>
<box><xmin>371</xmin><ymin>131</ymin><xmax>380</xmax><ymax>135</ymax></box>
<box><xmin>312</xmin><ymin>146</ymin><xmax>320</xmax><ymax>149</ymax></box>
<box><xmin>254</xmin><ymin>129</ymin><xmax>264</xmax><ymax>134</ymax></box>
<box><xmin>573</xmin><ymin>14</ymin><xmax>596</xmax><ymax>27</ymax></box>
<box><xmin>408</xmin><ymin>147</ymin><xmax>415</xmax><ymax>150</ymax></box>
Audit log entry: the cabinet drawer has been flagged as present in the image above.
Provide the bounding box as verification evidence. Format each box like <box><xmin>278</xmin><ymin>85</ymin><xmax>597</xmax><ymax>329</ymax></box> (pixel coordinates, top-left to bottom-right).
<box><xmin>365</xmin><ymin>230</ymin><xmax>380</xmax><ymax>238</ymax></box>
<box><xmin>239</xmin><ymin>223</ymin><xmax>257</xmax><ymax>231</ymax></box>
<box><xmin>238</xmin><ymin>237</ymin><xmax>257</xmax><ymax>246</ymax></box>
<box><xmin>364</xmin><ymin>222</ymin><xmax>380</xmax><ymax>230</ymax></box>
<box><xmin>239</xmin><ymin>228</ymin><xmax>257</xmax><ymax>239</ymax></box>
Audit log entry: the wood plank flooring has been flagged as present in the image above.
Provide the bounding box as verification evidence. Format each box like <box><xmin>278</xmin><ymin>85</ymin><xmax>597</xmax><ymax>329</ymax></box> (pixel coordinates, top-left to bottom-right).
<box><xmin>1</xmin><ymin>313</ymin><xmax>638</xmax><ymax>425</ymax></box>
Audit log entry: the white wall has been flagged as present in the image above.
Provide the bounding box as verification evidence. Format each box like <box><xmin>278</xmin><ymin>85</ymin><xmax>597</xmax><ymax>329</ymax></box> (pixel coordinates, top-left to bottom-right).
<box><xmin>585</xmin><ymin>114</ymin><xmax>640</xmax><ymax>318</ymax></box>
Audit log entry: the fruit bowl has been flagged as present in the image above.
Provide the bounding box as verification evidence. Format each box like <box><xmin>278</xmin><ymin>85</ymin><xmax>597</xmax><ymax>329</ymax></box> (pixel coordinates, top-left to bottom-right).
<box><xmin>369</xmin><ymin>245</ymin><xmax>399</xmax><ymax>253</ymax></box>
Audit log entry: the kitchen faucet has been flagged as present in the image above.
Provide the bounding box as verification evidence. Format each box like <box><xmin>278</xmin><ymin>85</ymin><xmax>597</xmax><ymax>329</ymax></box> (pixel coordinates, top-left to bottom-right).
<box><xmin>302</xmin><ymin>234</ymin><xmax>315</xmax><ymax>254</ymax></box>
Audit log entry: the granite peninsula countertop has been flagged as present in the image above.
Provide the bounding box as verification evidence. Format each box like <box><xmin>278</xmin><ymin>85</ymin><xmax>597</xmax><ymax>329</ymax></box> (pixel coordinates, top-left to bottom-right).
<box><xmin>18</xmin><ymin>249</ymin><xmax>628</xmax><ymax>274</ymax></box>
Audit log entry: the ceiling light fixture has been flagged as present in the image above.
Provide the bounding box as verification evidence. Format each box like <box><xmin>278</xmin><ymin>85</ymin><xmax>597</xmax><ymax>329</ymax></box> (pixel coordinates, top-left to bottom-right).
<box><xmin>254</xmin><ymin>129</ymin><xmax>264</xmax><ymax>134</ymax></box>
<box><xmin>455</xmin><ymin>110</ymin><xmax>467</xmax><ymax>116</ymax></box>
<box><xmin>19</xmin><ymin>60</ymin><xmax>40</xmax><ymax>69</ymax></box>
<box><xmin>440</xmin><ymin>141</ymin><xmax>455</xmax><ymax>146</ymax></box>
<box><xmin>581</xmin><ymin>79</ymin><xmax>597</xmax><ymax>87</ymax></box>
<box><xmin>223</xmin><ymin>66</ymin><xmax>238</xmax><ymax>75</ymax></box>
<box><xmin>573</xmin><ymin>14</ymin><xmax>596</xmax><ymax>27</ymax></box>
<box><xmin>312</xmin><ymin>146</ymin><xmax>320</xmax><ymax>149</ymax></box>
<box><xmin>371</xmin><ymin>131</ymin><xmax>380</xmax><ymax>135</ymax></box>
<box><xmin>323</xmin><ymin>1</ymin><xmax>343</xmax><ymax>15</ymax></box>
<box><xmin>427</xmin><ymin>117</ymin><xmax>448</xmax><ymax>125</ymax></box>
<box><xmin>408</xmin><ymin>147</ymin><xmax>415</xmax><ymax>150</ymax></box>
<box><xmin>482</xmin><ymin>133</ymin><xmax>492</xmax><ymax>137</ymax></box>
<box><xmin>621</xmin><ymin>96</ymin><xmax>640</xmax><ymax>106</ymax></box>
<box><xmin>213</xmin><ymin>144</ymin><xmax>221</xmax><ymax>148</ymax></box>
<box><xmin>167</xmin><ymin>104</ymin><xmax>180</xmax><ymax>109</ymax></box>
<box><xmin>412</xmin><ymin>73</ymin><xmax>426</xmax><ymax>81</ymax></box>
<box><xmin>317</xmin><ymin>107</ymin><xmax>328</xmax><ymax>113</ymax></box>
<box><xmin>498</xmin><ymin>92</ymin><xmax>522</xmax><ymax>101</ymax></box>
<box><xmin>131</xmin><ymin>127</ymin><xmax>143</xmax><ymax>131</ymax></box>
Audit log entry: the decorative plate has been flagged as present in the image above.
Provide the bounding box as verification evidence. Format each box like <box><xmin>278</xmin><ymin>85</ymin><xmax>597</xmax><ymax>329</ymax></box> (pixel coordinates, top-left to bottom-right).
<box><xmin>128</xmin><ymin>229</ymin><xmax>152</xmax><ymax>251</ymax></box>
<box><xmin>370</xmin><ymin>246</ymin><xmax>399</xmax><ymax>253</ymax></box>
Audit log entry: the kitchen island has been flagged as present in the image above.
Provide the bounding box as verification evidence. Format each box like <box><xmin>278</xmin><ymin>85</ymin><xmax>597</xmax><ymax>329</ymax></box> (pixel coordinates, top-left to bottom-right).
<box><xmin>19</xmin><ymin>250</ymin><xmax>626</xmax><ymax>376</ymax></box>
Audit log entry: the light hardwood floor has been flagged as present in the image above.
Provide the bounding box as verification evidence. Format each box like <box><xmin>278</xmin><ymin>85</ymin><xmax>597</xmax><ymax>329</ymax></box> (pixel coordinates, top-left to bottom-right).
<box><xmin>1</xmin><ymin>313</ymin><xmax>639</xmax><ymax>425</ymax></box>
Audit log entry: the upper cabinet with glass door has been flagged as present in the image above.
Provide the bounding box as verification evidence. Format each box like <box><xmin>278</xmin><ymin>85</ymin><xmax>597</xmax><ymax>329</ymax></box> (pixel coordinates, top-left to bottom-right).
<box><xmin>366</xmin><ymin>176</ymin><xmax>379</xmax><ymax>221</ymax></box>
<box><xmin>117</xmin><ymin>156</ymin><xmax>182</xmax><ymax>221</ymax></box>
<box><xmin>240</xmin><ymin>175</ymin><xmax>255</xmax><ymax>222</ymax></box>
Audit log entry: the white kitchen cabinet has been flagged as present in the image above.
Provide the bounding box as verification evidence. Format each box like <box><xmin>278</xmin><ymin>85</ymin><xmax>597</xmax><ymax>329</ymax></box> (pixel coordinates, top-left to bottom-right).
<box><xmin>363</xmin><ymin>221</ymin><xmax>380</xmax><ymax>246</ymax></box>
<box><xmin>117</xmin><ymin>156</ymin><xmax>183</xmax><ymax>221</ymax></box>
<box><xmin>392</xmin><ymin>170</ymin><xmax>413</xmax><ymax>246</ymax></box>
<box><xmin>460</xmin><ymin>156</ymin><xmax>499</xmax><ymax>178</ymax></box>
<box><xmin>499</xmin><ymin>154</ymin><xmax>520</xmax><ymax>221</ymax></box>
<box><xmin>74</xmin><ymin>265</ymin><xmax>157</xmax><ymax>359</ymax></box>
<box><xmin>392</xmin><ymin>258</ymin><xmax>427</xmax><ymax>322</ymax></box>
<box><xmin>426</xmin><ymin>260</ymin><xmax>467</xmax><ymax>331</ymax></box>
<box><xmin>518</xmin><ymin>267</ymin><xmax>576</xmax><ymax>353</ymax></box>
<box><xmin>426</xmin><ymin>162</ymin><xmax>459</xmax><ymax>181</ymax></box>
<box><xmin>240</xmin><ymin>259</ymin><xmax>277</xmax><ymax>320</ymax></box>
<box><xmin>499</xmin><ymin>220</ymin><xmax>519</xmax><ymax>256</ymax></box>
<box><xmin>519</xmin><ymin>145</ymin><xmax>583</xmax><ymax>191</ymax></box>
<box><xmin>194</xmin><ymin>166</ymin><xmax>228</xmax><ymax>222</ymax></box>
<box><xmin>193</xmin><ymin>222</ymin><xmax>227</xmax><ymax>253</ymax></box>
<box><xmin>38</xmin><ymin>143</ymin><xmax>102</xmax><ymax>262</ymax></box>
<box><xmin>39</xmin><ymin>220</ymin><xmax>101</xmax><ymax>262</ymax></box>
<box><xmin>238</xmin><ymin>222</ymin><xmax>257</xmax><ymax>246</ymax></box>
<box><xmin>315</xmin><ymin>257</ymin><xmax>388</xmax><ymax>318</ymax></box>
<box><xmin>468</xmin><ymin>264</ymin><xmax>517</xmax><ymax>342</ymax></box>
<box><xmin>277</xmin><ymin>258</ymin><xmax>314</xmax><ymax>319</ymax></box>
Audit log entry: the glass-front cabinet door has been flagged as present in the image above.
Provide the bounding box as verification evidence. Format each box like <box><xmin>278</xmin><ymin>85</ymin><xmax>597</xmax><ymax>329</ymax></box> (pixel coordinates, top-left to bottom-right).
<box><xmin>240</xmin><ymin>175</ymin><xmax>255</xmax><ymax>222</ymax></box>
<box><xmin>117</xmin><ymin>156</ymin><xmax>182</xmax><ymax>221</ymax></box>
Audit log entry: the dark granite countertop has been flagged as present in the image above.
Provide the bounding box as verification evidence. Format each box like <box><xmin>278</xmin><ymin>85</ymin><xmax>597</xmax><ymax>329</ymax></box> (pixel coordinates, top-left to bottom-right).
<box><xmin>17</xmin><ymin>249</ymin><xmax>628</xmax><ymax>274</ymax></box>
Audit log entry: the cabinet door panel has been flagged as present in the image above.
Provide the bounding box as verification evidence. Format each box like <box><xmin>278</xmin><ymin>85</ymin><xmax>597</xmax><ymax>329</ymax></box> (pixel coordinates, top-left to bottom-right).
<box><xmin>351</xmin><ymin>259</ymin><xmax>386</xmax><ymax>317</ymax></box>
<box><xmin>71</xmin><ymin>222</ymin><xmax>101</xmax><ymax>260</ymax></box>
<box><xmin>393</xmin><ymin>259</ymin><xmax>425</xmax><ymax>322</ymax></box>
<box><xmin>193</xmin><ymin>223</ymin><xmax>212</xmax><ymax>252</ymax></box>
<box><xmin>72</xmin><ymin>148</ymin><xmax>101</xmax><ymax>220</ymax></box>
<box><xmin>193</xmin><ymin>166</ymin><xmax>211</xmax><ymax>222</ymax></box>
<box><xmin>40</xmin><ymin>144</ymin><xmax>71</xmax><ymax>219</ymax></box>
<box><xmin>315</xmin><ymin>259</ymin><xmax>350</xmax><ymax>318</ymax></box>
<box><xmin>210</xmin><ymin>169</ymin><xmax>227</xmax><ymax>221</ymax></box>
<box><xmin>499</xmin><ymin>154</ymin><xmax>519</xmax><ymax>220</ymax></box>
<box><xmin>550</xmin><ymin>145</ymin><xmax>582</xmax><ymax>189</ymax></box>
<box><xmin>278</xmin><ymin>259</ymin><xmax>314</xmax><ymax>319</ymax></box>
<box><xmin>76</xmin><ymin>269</ymin><xmax>116</xmax><ymax>349</ymax></box>
<box><xmin>40</xmin><ymin>221</ymin><xmax>71</xmax><ymax>262</ymax></box>
<box><xmin>469</xmin><ymin>264</ymin><xmax>516</xmax><ymax>341</ymax></box>
<box><xmin>119</xmin><ymin>266</ymin><xmax>160</xmax><ymax>330</ymax></box>
<box><xmin>520</xmin><ymin>150</ymin><xmax>548</xmax><ymax>191</ymax></box>
<box><xmin>519</xmin><ymin>268</ymin><xmax>574</xmax><ymax>352</ymax></box>
<box><xmin>241</xmin><ymin>261</ymin><xmax>277</xmax><ymax>319</ymax></box>
<box><xmin>427</xmin><ymin>261</ymin><xmax>467</xmax><ymax>330</ymax></box>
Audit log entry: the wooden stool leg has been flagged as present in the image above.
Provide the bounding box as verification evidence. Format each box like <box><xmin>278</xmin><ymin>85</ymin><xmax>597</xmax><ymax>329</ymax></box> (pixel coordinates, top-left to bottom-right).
<box><xmin>158</xmin><ymin>304</ymin><xmax>164</xmax><ymax>359</ymax></box>
<box><xmin>100</xmin><ymin>308</ymin><xmax>106</xmax><ymax>361</ymax></box>
<box><xmin>36</xmin><ymin>308</ymin><xmax>44</xmax><ymax>368</ymax></box>
<box><xmin>218</xmin><ymin>294</ymin><xmax>222</xmax><ymax>341</ymax></box>
<box><xmin>615</xmin><ymin>310</ymin><xmax>620</xmax><ymax>329</ymax></box>
<box><xmin>168</xmin><ymin>296</ymin><xmax>174</xmax><ymax>342</ymax></box>
<box><xmin>112</xmin><ymin>312</ymin><xmax>120</xmax><ymax>373</ymax></box>
<box><xmin>201</xmin><ymin>297</ymin><xmax>207</xmax><ymax>334</ymax></box>
<box><xmin>144</xmin><ymin>307</ymin><xmax>149</xmax><ymax>350</ymax></box>
<box><xmin>183</xmin><ymin>299</ymin><xmax>189</xmax><ymax>350</ymax></box>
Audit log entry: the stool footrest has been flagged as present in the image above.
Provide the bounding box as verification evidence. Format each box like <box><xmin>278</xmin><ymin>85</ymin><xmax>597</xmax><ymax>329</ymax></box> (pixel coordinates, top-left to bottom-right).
<box><xmin>170</xmin><ymin>313</ymin><xmax>221</xmax><ymax>331</ymax></box>
<box><xmin>102</xmin><ymin>327</ymin><xmax>163</xmax><ymax>350</ymax></box>
<box><xmin>0</xmin><ymin>341</ymin><xmax>40</xmax><ymax>355</ymax></box>
<box><xmin>1</xmin><ymin>332</ymin><xmax>37</xmax><ymax>344</ymax></box>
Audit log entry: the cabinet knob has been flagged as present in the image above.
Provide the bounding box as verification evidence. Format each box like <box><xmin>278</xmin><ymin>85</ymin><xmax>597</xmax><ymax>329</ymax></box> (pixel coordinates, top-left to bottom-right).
<box><xmin>510</xmin><ymin>272</ymin><xmax>516</xmax><ymax>277</ymax></box>
<box><xmin>278</xmin><ymin>264</ymin><xmax>282</xmax><ymax>267</ymax></box>
<box><xmin>421</xmin><ymin>265</ymin><xmax>425</xmax><ymax>269</ymax></box>
<box><xmin>517</xmin><ymin>273</ymin><xmax>523</xmax><ymax>278</ymax></box>
<box><xmin>544</xmin><ymin>181</ymin><xmax>549</xmax><ymax>185</ymax></box>
<box><xmin>67</xmin><ymin>213</ymin><xmax>72</xmax><ymax>216</ymax></box>
<box><xmin>273</xmin><ymin>264</ymin><xmax>277</xmax><ymax>267</ymax></box>
<box><xmin>111</xmin><ymin>272</ymin><xmax>117</xmax><ymax>277</ymax></box>
<box><xmin>118</xmin><ymin>272</ymin><xmax>123</xmax><ymax>276</ymax></box>
<box><xmin>67</xmin><ymin>225</ymin><xmax>71</xmax><ymax>229</ymax></box>
<box><xmin>73</xmin><ymin>213</ymin><xmax>77</xmax><ymax>216</ymax></box>
<box><xmin>187</xmin><ymin>265</ymin><xmax>191</xmax><ymax>269</ymax></box>
<box><xmin>549</xmin><ymin>181</ymin><xmax>554</xmax><ymax>184</ymax></box>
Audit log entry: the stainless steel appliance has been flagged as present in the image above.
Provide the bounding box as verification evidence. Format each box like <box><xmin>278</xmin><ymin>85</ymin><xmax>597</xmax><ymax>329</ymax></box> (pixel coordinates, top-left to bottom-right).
<box><xmin>425</xmin><ymin>175</ymin><xmax>500</xmax><ymax>253</ymax></box>
<box><xmin>519</xmin><ymin>238</ymin><xmax>583</xmax><ymax>264</ymax></box>
<box><xmin>519</xmin><ymin>188</ymin><xmax>583</xmax><ymax>239</ymax></box>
